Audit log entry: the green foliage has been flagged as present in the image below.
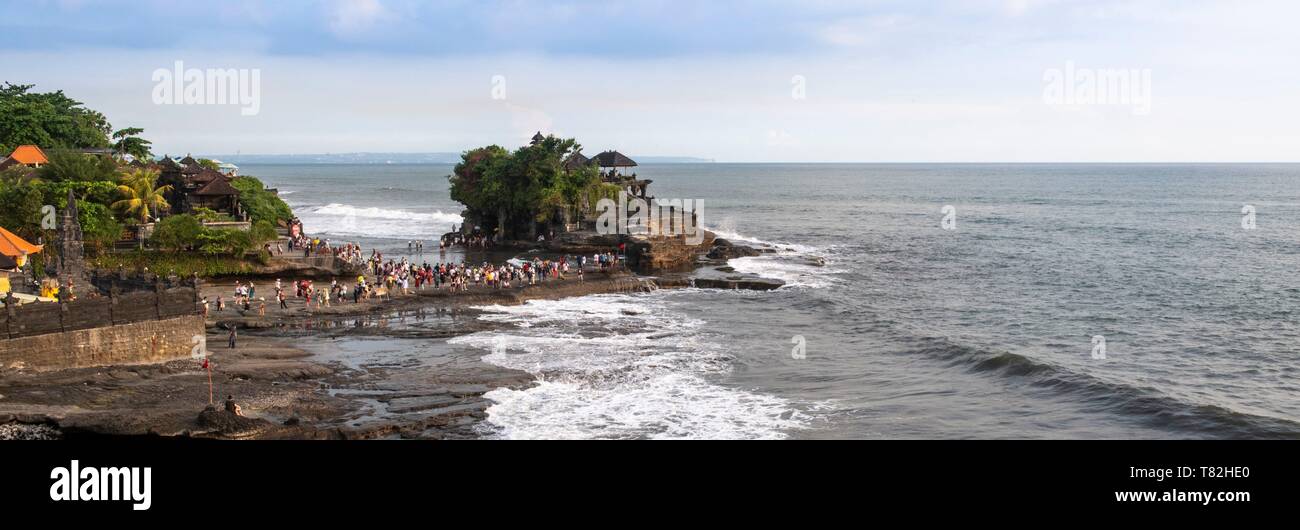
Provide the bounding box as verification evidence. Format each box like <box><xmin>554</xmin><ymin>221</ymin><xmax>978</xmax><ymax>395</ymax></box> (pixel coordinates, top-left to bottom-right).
<box><xmin>111</xmin><ymin>127</ymin><xmax>152</xmax><ymax>160</ymax></box>
<box><xmin>0</xmin><ymin>181</ymin><xmax>46</xmax><ymax>242</ymax></box>
<box><xmin>196</xmin><ymin>228</ymin><xmax>254</xmax><ymax>256</ymax></box>
<box><xmin>112</xmin><ymin>168</ymin><xmax>170</xmax><ymax>225</ymax></box>
<box><xmin>149</xmin><ymin>213</ymin><xmax>203</xmax><ymax>252</ymax></box>
<box><xmin>36</xmin><ymin>149</ymin><xmax>120</xmax><ymax>183</ymax></box>
<box><xmin>40</xmin><ymin>180</ymin><xmax>119</xmax><ymax>209</ymax></box>
<box><xmin>250</xmin><ymin>220</ymin><xmax>278</xmax><ymax>245</ymax></box>
<box><xmin>76</xmin><ymin>201</ymin><xmax>123</xmax><ymax>256</ymax></box>
<box><xmin>149</xmin><ymin>214</ymin><xmax>273</xmax><ymax>257</ymax></box>
<box><xmin>196</xmin><ymin>158</ymin><xmax>220</xmax><ymax>171</ymax></box>
<box><xmin>0</xmin><ymin>165</ymin><xmax>42</xmax><ymax>187</ymax></box>
<box><xmin>28</xmin><ymin>251</ymin><xmax>47</xmax><ymax>279</ymax></box>
<box><xmin>230</xmin><ymin>176</ymin><xmax>292</xmax><ymax>224</ymax></box>
<box><xmin>449</xmin><ymin>145</ymin><xmax>511</xmax><ymax>215</ymax></box>
<box><xmin>190</xmin><ymin>206</ymin><xmax>233</xmax><ymax>223</ymax></box>
<box><xmin>0</xmin><ymin>83</ymin><xmax>111</xmax><ymax>154</ymax></box>
<box><xmin>448</xmin><ymin>135</ymin><xmax>607</xmax><ymax>238</ymax></box>
<box><xmin>91</xmin><ymin>251</ymin><xmax>261</xmax><ymax>278</ymax></box>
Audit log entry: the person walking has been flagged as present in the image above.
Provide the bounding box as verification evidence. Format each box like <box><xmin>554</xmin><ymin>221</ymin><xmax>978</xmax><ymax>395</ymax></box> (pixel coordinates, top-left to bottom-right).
<box><xmin>227</xmin><ymin>325</ymin><xmax>237</xmax><ymax>349</ymax></box>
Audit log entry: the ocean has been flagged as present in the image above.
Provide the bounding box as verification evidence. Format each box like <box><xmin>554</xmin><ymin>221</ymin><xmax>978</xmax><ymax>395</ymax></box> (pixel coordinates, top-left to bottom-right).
<box><xmin>244</xmin><ymin>162</ymin><xmax>1300</xmax><ymax>439</ymax></box>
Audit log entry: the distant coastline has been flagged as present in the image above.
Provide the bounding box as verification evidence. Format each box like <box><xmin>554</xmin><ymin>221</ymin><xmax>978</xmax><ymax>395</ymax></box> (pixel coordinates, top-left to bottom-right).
<box><xmin>203</xmin><ymin>153</ymin><xmax>716</xmax><ymax>165</ymax></box>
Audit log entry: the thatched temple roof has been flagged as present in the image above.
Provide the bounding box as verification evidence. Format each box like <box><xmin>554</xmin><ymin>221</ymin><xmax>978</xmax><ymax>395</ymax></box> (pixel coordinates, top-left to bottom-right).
<box><xmin>591</xmin><ymin>150</ymin><xmax>637</xmax><ymax>168</ymax></box>
<box><xmin>563</xmin><ymin>151</ymin><xmax>591</xmax><ymax>171</ymax></box>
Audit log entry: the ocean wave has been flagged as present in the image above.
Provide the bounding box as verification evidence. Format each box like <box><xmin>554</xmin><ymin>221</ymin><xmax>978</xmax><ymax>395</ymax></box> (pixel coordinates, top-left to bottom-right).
<box><xmin>910</xmin><ymin>337</ymin><xmax>1300</xmax><ymax>439</ymax></box>
<box><xmin>706</xmin><ymin>225</ymin><xmax>820</xmax><ymax>255</ymax></box>
<box><xmin>728</xmin><ymin>256</ymin><xmax>845</xmax><ymax>289</ymax></box>
<box><xmin>704</xmin><ymin>224</ymin><xmax>839</xmax><ymax>289</ymax></box>
<box><xmin>298</xmin><ymin>203</ymin><xmax>462</xmax><ymax>241</ymax></box>
<box><xmin>449</xmin><ymin>293</ymin><xmax>812</xmax><ymax>439</ymax></box>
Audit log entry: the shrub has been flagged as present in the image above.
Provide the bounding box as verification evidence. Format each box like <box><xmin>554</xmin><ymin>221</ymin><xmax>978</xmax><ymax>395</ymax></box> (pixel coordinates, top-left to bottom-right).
<box><xmin>150</xmin><ymin>213</ymin><xmax>203</xmax><ymax>252</ymax></box>
<box><xmin>91</xmin><ymin>251</ymin><xmax>259</xmax><ymax>278</ymax></box>
<box><xmin>77</xmin><ymin>201</ymin><xmax>123</xmax><ymax>256</ymax></box>
<box><xmin>230</xmin><ymin>176</ymin><xmax>292</xmax><ymax>225</ymax></box>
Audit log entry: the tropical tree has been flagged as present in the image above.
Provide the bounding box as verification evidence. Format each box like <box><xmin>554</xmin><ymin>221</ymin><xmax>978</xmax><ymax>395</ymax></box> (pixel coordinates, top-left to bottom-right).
<box><xmin>76</xmin><ymin>201</ymin><xmax>124</xmax><ymax>256</ymax></box>
<box><xmin>36</xmin><ymin>149</ymin><xmax>119</xmax><ymax>182</ymax></box>
<box><xmin>111</xmin><ymin>127</ymin><xmax>152</xmax><ymax>160</ymax></box>
<box><xmin>112</xmin><ymin>168</ymin><xmax>171</xmax><ymax>225</ymax></box>
<box><xmin>230</xmin><ymin>176</ymin><xmax>293</xmax><ymax>224</ymax></box>
<box><xmin>448</xmin><ymin>135</ymin><xmax>610</xmax><ymax>240</ymax></box>
<box><xmin>0</xmin><ymin>83</ymin><xmax>112</xmax><ymax>153</ymax></box>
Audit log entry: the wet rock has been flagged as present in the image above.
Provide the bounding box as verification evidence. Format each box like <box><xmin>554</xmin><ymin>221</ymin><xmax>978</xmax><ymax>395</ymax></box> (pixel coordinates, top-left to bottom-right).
<box><xmin>197</xmin><ymin>405</ymin><xmax>275</xmax><ymax>437</ymax></box>
<box><xmin>386</xmin><ymin>395</ymin><xmax>459</xmax><ymax>414</ymax></box>
<box><xmin>0</xmin><ymin>422</ymin><xmax>61</xmax><ymax>440</ymax></box>
<box><xmin>706</xmin><ymin>239</ymin><xmax>761</xmax><ymax>260</ymax></box>
<box><xmin>692</xmin><ymin>277</ymin><xmax>785</xmax><ymax>291</ymax></box>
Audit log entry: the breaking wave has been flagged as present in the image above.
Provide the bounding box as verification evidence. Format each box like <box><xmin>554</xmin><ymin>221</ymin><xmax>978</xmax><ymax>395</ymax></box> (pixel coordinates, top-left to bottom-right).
<box><xmin>299</xmin><ymin>203</ymin><xmax>462</xmax><ymax>241</ymax></box>
<box><xmin>449</xmin><ymin>292</ymin><xmax>813</xmax><ymax>439</ymax></box>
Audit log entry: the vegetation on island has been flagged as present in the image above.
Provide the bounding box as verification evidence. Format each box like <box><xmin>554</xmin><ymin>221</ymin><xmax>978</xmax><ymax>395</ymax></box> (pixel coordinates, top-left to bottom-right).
<box><xmin>449</xmin><ymin>134</ymin><xmax>619</xmax><ymax>240</ymax></box>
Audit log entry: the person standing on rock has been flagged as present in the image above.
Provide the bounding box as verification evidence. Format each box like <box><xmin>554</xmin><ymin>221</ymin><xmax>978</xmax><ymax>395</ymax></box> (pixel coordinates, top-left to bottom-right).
<box><xmin>224</xmin><ymin>395</ymin><xmax>244</xmax><ymax>416</ymax></box>
<box><xmin>227</xmin><ymin>325</ymin><xmax>237</xmax><ymax>349</ymax></box>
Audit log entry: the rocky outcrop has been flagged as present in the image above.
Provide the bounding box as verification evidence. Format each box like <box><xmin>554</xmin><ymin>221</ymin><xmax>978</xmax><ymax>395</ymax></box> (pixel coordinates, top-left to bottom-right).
<box><xmin>625</xmin><ymin>232</ymin><xmax>716</xmax><ymax>272</ymax></box>
<box><xmin>706</xmin><ymin>238</ymin><xmax>761</xmax><ymax>260</ymax></box>
<box><xmin>197</xmin><ymin>406</ymin><xmax>276</xmax><ymax>438</ymax></box>
<box><xmin>691</xmin><ymin>277</ymin><xmax>785</xmax><ymax>291</ymax></box>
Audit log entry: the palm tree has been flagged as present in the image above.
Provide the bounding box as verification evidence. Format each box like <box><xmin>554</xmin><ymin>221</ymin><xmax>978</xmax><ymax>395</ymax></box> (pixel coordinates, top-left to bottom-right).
<box><xmin>113</xmin><ymin>168</ymin><xmax>171</xmax><ymax>225</ymax></box>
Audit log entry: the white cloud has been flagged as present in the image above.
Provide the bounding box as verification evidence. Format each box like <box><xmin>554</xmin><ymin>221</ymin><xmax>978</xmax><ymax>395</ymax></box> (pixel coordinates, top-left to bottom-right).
<box><xmin>328</xmin><ymin>0</ymin><xmax>390</xmax><ymax>37</ymax></box>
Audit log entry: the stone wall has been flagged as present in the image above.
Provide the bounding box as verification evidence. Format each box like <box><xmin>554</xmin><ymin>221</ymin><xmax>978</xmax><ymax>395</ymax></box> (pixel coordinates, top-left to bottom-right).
<box><xmin>2</xmin><ymin>287</ymin><xmax>199</xmax><ymax>339</ymax></box>
<box><xmin>0</xmin><ymin>314</ymin><xmax>205</xmax><ymax>372</ymax></box>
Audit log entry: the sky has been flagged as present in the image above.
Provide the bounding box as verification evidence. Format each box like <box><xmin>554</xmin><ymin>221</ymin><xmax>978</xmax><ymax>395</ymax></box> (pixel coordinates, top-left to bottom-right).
<box><xmin>2</xmin><ymin>0</ymin><xmax>1298</xmax><ymax>162</ymax></box>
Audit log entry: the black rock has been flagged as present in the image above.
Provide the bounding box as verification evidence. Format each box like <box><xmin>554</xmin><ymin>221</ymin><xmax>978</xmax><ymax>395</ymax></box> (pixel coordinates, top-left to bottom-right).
<box><xmin>707</xmin><ymin>239</ymin><xmax>761</xmax><ymax>260</ymax></box>
<box><xmin>692</xmin><ymin>277</ymin><xmax>785</xmax><ymax>291</ymax></box>
<box><xmin>197</xmin><ymin>406</ymin><xmax>274</xmax><ymax>436</ymax></box>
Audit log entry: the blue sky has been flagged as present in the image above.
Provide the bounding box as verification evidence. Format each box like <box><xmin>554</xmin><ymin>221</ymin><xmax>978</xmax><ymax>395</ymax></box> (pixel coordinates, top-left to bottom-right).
<box><xmin>3</xmin><ymin>0</ymin><xmax>1298</xmax><ymax>161</ymax></box>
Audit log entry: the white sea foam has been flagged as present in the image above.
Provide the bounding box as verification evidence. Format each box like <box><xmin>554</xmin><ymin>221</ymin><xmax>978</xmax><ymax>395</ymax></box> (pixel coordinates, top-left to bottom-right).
<box><xmin>705</xmin><ymin>224</ymin><xmax>821</xmax><ymax>255</ymax></box>
<box><xmin>704</xmin><ymin>225</ymin><xmax>838</xmax><ymax>288</ymax></box>
<box><xmin>729</xmin><ymin>256</ymin><xmax>844</xmax><ymax>289</ymax></box>
<box><xmin>299</xmin><ymin>203</ymin><xmax>462</xmax><ymax>241</ymax></box>
<box><xmin>449</xmin><ymin>293</ymin><xmax>809</xmax><ymax>439</ymax></box>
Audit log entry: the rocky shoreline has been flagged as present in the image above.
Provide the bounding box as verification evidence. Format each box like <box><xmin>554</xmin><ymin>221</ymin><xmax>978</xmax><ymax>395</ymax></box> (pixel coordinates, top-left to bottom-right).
<box><xmin>0</xmin><ymin>234</ymin><xmax>794</xmax><ymax>440</ymax></box>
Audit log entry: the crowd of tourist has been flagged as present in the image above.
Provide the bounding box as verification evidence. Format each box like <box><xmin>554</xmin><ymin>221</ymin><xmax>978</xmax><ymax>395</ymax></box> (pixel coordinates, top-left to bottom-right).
<box><xmin>203</xmin><ymin>229</ymin><xmax>625</xmax><ymax>317</ymax></box>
